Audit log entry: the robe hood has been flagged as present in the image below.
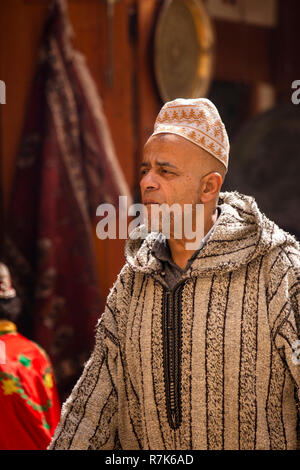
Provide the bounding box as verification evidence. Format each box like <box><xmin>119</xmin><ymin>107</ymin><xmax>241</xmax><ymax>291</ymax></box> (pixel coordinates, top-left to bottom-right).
<box><xmin>124</xmin><ymin>191</ymin><xmax>300</xmax><ymax>276</ymax></box>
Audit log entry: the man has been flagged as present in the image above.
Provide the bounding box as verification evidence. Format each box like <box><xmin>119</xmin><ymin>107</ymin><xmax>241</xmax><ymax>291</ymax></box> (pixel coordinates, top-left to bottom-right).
<box><xmin>49</xmin><ymin>98</ymin><xmax>300</xmax><ymax>450</ymax></box>
<box><xmin>0</xmin><ymin>262</ymin><xmax>61</xmax><ymax>449</ymax></box>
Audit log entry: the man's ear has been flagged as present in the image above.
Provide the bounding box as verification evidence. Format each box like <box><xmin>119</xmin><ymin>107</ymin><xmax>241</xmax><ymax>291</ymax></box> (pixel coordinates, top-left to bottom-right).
<box><xmin>200</xmin><ymin>172</ymin><xmax>223</xmax><ymax>203</ymax></box>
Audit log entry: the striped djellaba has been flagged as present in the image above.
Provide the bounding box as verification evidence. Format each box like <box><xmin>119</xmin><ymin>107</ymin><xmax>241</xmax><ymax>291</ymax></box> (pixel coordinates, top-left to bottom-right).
<box><xmin>49</xmin><ymin>191</ymin><xmax>300</xmax><ymax>450</ymax></box>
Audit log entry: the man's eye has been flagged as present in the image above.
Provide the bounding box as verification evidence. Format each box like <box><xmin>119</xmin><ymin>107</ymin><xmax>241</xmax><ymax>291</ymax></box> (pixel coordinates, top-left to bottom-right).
<box><xmin>140</xmin><ymin>169</ymin><xmax>147</xmax><ymax>176</ymax></box>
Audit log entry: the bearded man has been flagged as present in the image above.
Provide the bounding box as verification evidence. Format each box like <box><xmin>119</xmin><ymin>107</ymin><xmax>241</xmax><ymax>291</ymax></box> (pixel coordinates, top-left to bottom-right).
<box><xmin>49</xmin><ymin>98</ymin><xmax>300</xmax><ymax>450</ymax></box>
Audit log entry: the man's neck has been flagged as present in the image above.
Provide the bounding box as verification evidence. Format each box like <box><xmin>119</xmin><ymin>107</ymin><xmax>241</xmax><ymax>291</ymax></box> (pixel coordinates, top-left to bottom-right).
<box><xmin>168</xmin><ymin>206</ymin><xmax>218</xmax><ymax>270</ymax></box>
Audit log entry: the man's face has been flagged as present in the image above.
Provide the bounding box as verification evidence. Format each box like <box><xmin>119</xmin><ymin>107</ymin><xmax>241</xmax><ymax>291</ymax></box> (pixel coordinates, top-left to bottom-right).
<box><xmin>140</xmin><ymin>134</ymin><xmax>207</xmax><ymax>234</ymax></box>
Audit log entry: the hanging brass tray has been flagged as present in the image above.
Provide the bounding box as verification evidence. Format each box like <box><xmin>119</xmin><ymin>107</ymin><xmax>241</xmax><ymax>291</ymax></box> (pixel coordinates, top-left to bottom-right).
<box><xmin>154</xmin><ymin>0</ymin><xmax>215</xmax><ymax>103</ymax></box>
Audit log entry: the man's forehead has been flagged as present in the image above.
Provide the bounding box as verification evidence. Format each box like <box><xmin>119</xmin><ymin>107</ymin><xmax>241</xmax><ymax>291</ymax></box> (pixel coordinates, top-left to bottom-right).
<box><xmin>142</xmin><ymin>143</ymin><xmax>182</xmax><ymax>168</ymax></box>
<box><xmin>142</xmin><ymin>133</ymin><xmax>205</xmax><ymax>166</ymax></box>
<box><xmin>143</xmin><ymin>134</ymin><xmax>189</xmax><ymax>160</ymax></box>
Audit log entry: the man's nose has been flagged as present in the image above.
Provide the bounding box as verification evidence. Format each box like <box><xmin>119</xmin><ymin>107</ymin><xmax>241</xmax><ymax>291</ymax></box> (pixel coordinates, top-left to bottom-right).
<box><xmin>140</xmin><ymin>171</ymin><xmax>159</xmax><ymax>191</ymax></box>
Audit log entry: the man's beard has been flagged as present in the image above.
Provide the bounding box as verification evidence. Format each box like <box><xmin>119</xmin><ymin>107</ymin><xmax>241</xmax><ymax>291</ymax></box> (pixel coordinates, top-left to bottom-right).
<box><xmin>144</xmin><ymin>200</ymin><xmax>204</xmax><ymax>243</ymax></box>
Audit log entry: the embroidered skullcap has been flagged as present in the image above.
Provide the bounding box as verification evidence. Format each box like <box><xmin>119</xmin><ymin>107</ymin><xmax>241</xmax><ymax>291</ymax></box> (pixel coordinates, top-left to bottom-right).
<box><xmin>0</xmin><ymin>263</ymin><xmax>16</xmax><ymax>299</ymax></box>
<box><xmin>151</xmin><ymin>98</ymin><xmax>230</xmax><ymax>172</ymax></box>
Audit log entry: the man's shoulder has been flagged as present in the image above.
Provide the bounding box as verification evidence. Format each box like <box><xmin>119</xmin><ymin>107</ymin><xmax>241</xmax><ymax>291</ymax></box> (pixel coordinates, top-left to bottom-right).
<box><xmin>263</xmin><ymin>241</ymin><xmax>300</xmax><ymax>293</ymax></box>
<box><xmin>266</xmin><ymin>240</ymin><xmax>300</xmax><ymax>268</ymax></box>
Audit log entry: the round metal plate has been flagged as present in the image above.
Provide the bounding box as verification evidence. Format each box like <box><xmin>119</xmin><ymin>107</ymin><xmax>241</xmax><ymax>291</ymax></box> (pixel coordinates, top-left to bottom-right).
<box><xmin>154</xmin><ymin>0</ymin><xmax>215</xmax><ymax>103</ymax></box>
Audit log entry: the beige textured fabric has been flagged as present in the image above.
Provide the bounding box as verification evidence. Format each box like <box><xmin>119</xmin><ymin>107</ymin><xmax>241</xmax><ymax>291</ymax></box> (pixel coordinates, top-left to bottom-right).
<box><xmin>151</xmin><ymin>98</ymin><xmax>230</xmax><ymax>172</ymax></box>
<box><xmin>49</xmin><ymin>191</ymin><xmax>300</xmax><ymax>450</ymax></box>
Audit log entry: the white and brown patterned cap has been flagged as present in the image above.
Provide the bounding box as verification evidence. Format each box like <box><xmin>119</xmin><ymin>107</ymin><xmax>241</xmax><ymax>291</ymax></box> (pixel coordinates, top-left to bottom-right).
<box><xmin>152</xmin><ymin>98</ymin><xmax>230</xmax><ymax>173</ymax></box>
<box><xmin>0</xmin><ymin>263</ymin><xmax>16</xmax><ymax>299</ymax></box>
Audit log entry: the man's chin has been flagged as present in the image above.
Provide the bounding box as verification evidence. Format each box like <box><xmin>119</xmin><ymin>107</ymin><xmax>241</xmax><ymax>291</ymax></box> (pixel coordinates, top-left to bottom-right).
<box><xmin>145</xmin><ymin>220</ymin><xmax>181</xmax><ymax>239</ymax></box>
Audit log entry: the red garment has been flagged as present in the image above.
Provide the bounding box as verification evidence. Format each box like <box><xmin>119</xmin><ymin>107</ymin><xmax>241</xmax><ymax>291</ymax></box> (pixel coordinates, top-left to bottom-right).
<box><xmin>0</xmin><ymin>331</ymin><xmax>61</xmax><ymax>450</ymax></box>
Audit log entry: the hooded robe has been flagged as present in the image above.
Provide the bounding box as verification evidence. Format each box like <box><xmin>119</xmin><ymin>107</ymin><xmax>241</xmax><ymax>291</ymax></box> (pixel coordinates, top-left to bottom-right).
<box><xmin>49</xmin><ymin>191</ymin><xmax>300</xmax><ymax>450</ymax></box>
